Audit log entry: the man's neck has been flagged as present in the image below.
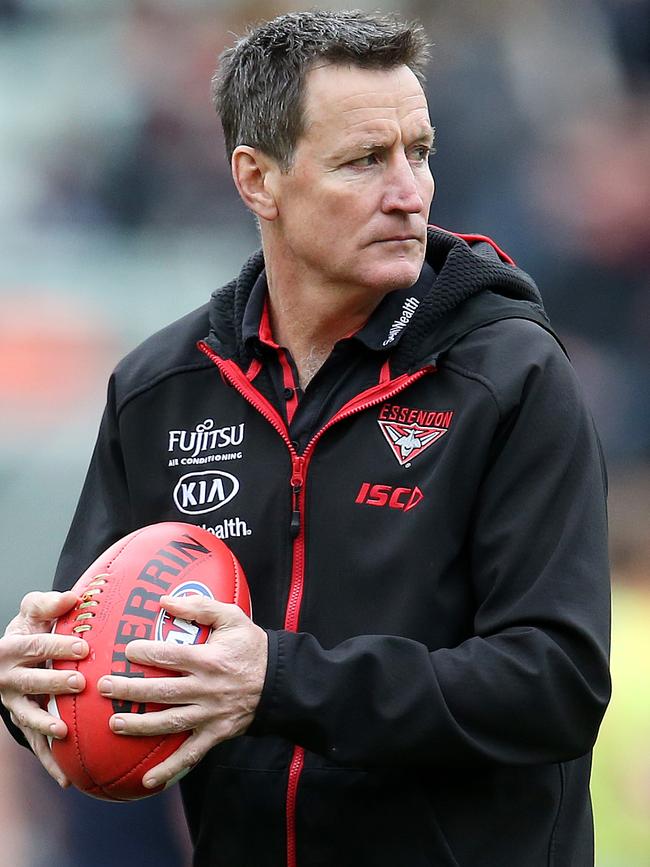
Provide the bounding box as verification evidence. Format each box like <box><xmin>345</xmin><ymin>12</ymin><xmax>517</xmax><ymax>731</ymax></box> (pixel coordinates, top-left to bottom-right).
<box><xmin>266</xmin><ymin>277</ymin><xmax>380</xmax><ymax>390</ymax></box>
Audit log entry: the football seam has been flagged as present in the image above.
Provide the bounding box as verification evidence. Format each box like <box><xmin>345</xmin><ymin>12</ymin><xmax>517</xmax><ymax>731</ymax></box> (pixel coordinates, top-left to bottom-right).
<box><xmin>101</xmin><ymin>735</ymin><xmax>174</xmax><ymax>791</ymax></box>
<box><xmin>230</xmin><ymin>552</ymin><xmax>241</xmax><ymax>604</ymax></box>
<box><xmin>104</xmin><ymin>525</ymin><xmax>151</xmax><ymax>571</ymax></box>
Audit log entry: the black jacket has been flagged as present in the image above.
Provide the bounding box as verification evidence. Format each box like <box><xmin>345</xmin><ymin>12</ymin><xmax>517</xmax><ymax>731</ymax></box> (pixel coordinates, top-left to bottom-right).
<box><xmin>18</xmin><ymin>228</ymin><xmax>613</xmax><ymax>865</ymax></box>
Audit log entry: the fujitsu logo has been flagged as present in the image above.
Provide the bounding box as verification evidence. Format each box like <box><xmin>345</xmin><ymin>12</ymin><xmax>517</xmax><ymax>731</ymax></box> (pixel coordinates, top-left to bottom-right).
<box><xmin>168</xmin><ymin>419</ymin><xmax>244</xmax><ymax>457</ymax></box>
<box><xmin>355</xmin><ymin>482</ymin><xmax>424</xmax><ymax>512</ymax></box>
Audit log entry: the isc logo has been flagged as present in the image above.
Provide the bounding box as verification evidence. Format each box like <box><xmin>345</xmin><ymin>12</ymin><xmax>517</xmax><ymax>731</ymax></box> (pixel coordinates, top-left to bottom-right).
<box><xmin>355</xmin><ymin>482</ymin><xmax>424</xmax><ymax>512</ymax></box>
<box><xmin>173</xmin><ymin>470</ymin><xmax>239</xmax><ymax>515</ymax></box>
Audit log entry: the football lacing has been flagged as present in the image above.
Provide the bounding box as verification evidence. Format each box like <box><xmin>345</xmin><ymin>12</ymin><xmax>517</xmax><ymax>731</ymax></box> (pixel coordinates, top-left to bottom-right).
<box><xmin>72</xmin><ymin>574</ymin><xmax>109</xmax><ymax>633</ymax></box>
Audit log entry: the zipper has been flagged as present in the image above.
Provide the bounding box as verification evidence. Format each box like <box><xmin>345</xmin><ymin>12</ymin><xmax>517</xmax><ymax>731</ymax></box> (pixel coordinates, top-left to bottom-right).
<box><xmin>198</xmin><ymin>340</ymin><xmax>435</xmax><ymax>867</ymax></box>
<box><xmin>299</xmin><ymin>366</ymin><xmax>435</xmax><ymax>463</ymax></box>
<box><xmin>286</xmin><ymin>454</ymin><xmax>305</xmax><ymax>631</ymax></box>
<box><xmin>198</xmin><ymin>341</ymin><xmax>294</xmax><ymax>451</ymax></box>
<box><xmin>286</xmin><ymin>746</ymin><xmax>305</xmax><ymax>867</ymax></box>
<box><xmin>289</xmin><ymin>456</ymin><xmax>305</xmax><ymax>540</ymax></box>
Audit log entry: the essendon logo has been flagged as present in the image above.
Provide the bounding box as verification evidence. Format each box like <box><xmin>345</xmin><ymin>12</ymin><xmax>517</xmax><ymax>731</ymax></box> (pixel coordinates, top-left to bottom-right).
<box><xmin>355</xmin><ymin>482</ymin><xmax>424</xmax><ymax>512</ymax></box>
<box><xmin>378</xmin><ymin>404</ymin><xmax>454</xmax><ymax>466</ymax></box>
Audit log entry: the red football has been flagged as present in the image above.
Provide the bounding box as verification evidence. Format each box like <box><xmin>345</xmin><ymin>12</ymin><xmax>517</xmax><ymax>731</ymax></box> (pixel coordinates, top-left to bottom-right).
<box><xmin>49</xmin><ymin>522</ymin><xmax>251</xmax><ymax>801</ymax></box>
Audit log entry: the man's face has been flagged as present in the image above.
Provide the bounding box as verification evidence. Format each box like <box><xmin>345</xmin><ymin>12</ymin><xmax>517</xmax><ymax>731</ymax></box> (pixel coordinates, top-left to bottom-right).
<box><xmin>269</xmin><ymin>63</ymin><xmax>435</xmax><ymax>300</ymax></box>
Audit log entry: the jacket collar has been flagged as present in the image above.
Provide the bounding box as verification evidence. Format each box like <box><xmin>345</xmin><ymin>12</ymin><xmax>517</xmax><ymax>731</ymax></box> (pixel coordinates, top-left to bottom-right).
<box><xmin>206</xmin><ymin>227</ymin><xmax>545</xmax><ymax>369</ymax></box>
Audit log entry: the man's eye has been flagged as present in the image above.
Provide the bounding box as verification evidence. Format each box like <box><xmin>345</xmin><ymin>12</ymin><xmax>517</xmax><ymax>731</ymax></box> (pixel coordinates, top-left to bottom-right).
<box><xmin>410</xmin><ymin>146</ymin><xmax>432</xmax><ymax>163</ymax></box>
<box><xmin>349</xmin><ymin>153</ymin><xmax>379</xmax><ymax>168</ymax></box>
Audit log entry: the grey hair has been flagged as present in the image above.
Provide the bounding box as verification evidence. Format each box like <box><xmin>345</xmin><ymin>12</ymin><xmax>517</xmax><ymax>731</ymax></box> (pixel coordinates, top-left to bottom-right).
<box><xmin>211</xmin><ymin>9</ymin><xmax>430</xmax><ymax>171</ymax></box>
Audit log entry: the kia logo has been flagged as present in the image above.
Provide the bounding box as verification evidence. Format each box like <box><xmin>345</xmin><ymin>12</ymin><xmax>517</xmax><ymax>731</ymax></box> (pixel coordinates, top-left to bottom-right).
<box><xmin>173</xmin><ymin>471</ymin><xmax>239</xmax><ymax>515</ymax></box>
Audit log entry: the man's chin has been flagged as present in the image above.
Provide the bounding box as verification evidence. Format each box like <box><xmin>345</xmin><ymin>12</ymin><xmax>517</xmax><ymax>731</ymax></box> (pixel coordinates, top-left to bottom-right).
<box><xmin>365</xmin><ymin>259</ymin><xmax>424</xmax><ymax>293</ymax></box>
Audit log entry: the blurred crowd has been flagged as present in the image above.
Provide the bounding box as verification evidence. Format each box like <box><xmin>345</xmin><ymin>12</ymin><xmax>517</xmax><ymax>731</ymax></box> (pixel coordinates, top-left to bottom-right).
<box><xmin>2</xmin><ymin>0</ymin><xmax>648</xmax><ymax>461</ymax></box>
<box><xmin>0</xmin><ymin>1</ymin><xmax>648</xmax><ymax>865</ymax></box>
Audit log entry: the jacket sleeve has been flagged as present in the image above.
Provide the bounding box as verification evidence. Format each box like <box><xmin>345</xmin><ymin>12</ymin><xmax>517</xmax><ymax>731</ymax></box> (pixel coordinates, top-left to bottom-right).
<box><xmin>251</xmin><ymin>331</ymin><xmax>612</xmax><ymax>768</ymax></box>
<box><xmin>53</xmin><ymin>373</ymin><xmax>133</xmax><ymax>591</ymax></box>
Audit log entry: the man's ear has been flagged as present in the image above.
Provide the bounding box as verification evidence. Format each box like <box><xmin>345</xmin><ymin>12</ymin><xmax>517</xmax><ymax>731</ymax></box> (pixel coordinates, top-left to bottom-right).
<box><xmin>232</xmin><ymin>146</ymin><xmax>280</xmax><ymax>221</ymax></box>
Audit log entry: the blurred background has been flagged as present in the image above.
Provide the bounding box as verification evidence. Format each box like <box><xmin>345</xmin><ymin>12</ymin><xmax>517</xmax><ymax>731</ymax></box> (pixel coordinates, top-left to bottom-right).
<box><xmin>0</xmin><ymin>0</ymin><xmax>648</xmax><ymax>864</ymax></box>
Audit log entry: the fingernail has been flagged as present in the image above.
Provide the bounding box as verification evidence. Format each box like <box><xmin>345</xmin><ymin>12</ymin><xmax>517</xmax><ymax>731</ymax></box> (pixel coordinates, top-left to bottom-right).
<box><xmin>143</xmin><ymin>776</ymin><xmax>158</xmax><ymax>789</ymax></box>
<box><xmin>49</xmin><ymin>722</ymin><xmax>63</xmax><ymax>739</ymax></box>
<box><xmin>99</xmin><ymin>678</ymin><xmax>112</xmax><ymax>695</ymax></box>
<box><xmin>112</xmin><ymin>717</ymin><xmax>125</xmax><ymax>733</ymax></box>
<box><xmin>71</xmin><ymin>641</ymin><xmax>85</xmax><ymax>656</ymax></box>
<box><xmin>67</xmin><ymin>674</ymin><xmax>81</xmax><ymax>690</ymax></box>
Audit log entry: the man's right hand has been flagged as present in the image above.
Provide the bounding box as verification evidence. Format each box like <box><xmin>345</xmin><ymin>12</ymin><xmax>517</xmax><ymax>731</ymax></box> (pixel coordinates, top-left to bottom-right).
<box><xmin>0</xmin><ymin>590</ymin><xmax>89</xmax><ymax>787</ymax></box>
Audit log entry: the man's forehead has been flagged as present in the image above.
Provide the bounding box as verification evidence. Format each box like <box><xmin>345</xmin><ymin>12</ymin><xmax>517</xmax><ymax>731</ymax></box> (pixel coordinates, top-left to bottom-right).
<box><xmin>303</xmin><ymin>63</ymin><xmax>431</xmax><ymax>135</ymax></box>
<box><xmin>305</xmin><ymin>64</ymin><xmax>428</xmax><ymax>112</ymax></box>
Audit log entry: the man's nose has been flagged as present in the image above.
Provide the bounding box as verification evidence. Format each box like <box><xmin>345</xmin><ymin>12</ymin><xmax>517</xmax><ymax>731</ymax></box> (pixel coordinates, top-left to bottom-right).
<box><xmin>381</xmin><ymin>155</ymin><xmax>426</xmax><ymax>214</ymax></box>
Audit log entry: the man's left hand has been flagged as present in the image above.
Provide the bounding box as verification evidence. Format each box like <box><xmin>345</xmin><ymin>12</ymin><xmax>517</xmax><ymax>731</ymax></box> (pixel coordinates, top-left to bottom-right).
<box><xmin>97</xmin><ymin>594</ymin><xmax>268</xmax><ymax>790</ymax></box>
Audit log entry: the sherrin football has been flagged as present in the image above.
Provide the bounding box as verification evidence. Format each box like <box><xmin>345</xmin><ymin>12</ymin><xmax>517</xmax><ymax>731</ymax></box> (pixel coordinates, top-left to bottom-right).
<box><xmin>49</xmin><ymin>522</ymin><xmax>251</xmax><ymax>801</ymax></box>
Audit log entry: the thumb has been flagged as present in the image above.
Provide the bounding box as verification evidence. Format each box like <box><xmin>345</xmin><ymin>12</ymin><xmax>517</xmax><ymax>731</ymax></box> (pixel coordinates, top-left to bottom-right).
<box><xmin>159</xmin><ymin>594</ymin><xmax>247</xmax><ymax>630</ymax></box>
<box><xmin>20</xmin><ymin>590</ymin><xmax>80</xmax><ymax>624</ymax></box>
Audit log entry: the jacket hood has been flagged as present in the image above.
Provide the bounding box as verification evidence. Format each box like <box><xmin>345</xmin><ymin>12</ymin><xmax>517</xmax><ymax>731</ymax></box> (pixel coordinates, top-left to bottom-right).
<box><xmin>207</xmin><ymin>226</ymin><xmax>548</xmax><ymax>372</ymax></box>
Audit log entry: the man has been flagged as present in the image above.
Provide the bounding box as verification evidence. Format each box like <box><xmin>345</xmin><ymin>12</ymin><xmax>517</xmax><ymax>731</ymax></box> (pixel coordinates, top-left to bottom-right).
<box><xmin>0</xmin><ymin>10</ymin><xmax>611</xmax><ymax>866</ymax></box>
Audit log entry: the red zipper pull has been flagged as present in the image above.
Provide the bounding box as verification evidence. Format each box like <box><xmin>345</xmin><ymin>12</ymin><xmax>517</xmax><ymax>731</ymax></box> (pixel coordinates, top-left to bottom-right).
<box><xmin>290</xmin><ymin>456</ymin><xmax>305</xmax><ymax>538</ymax></box>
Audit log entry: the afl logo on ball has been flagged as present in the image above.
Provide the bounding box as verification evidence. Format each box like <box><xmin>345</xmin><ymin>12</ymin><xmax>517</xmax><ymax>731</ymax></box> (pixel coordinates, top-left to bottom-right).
<box><xmin>155</xmin><ymin>580</ymin><xmax>214</xmax><ymax>646</ymax></box>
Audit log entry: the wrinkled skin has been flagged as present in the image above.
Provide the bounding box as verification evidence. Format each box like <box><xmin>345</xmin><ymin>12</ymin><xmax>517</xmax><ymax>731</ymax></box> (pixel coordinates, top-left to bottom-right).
<box><xmin>0</xmin><ymin>591</ymin><xmax>89</xmax><ymax>787</ymax></box>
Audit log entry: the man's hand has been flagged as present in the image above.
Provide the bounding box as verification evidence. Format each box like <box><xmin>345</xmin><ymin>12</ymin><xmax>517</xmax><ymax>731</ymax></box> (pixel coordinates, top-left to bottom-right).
<box><xmin>0</xmin><ymin>590</ymin><xmax>89</xmax><ymax>787</ymax></box>
<box><xmin>97</xmin><ymin>594</ymin><xmax>268</xmax><ymax>790</ymax></box>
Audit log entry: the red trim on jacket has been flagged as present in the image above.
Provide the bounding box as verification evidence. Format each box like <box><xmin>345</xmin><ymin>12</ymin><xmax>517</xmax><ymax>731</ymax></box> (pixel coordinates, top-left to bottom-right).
<box><xmin>258</xmin><ymin>300</ymin><xmax>299</xmax><ymax>423</ymax></box>
<box><xmin>429</xmin><ymin>224</ymin><xmax>517</xmax><ymax>266</ymax></box>
<box><xmin>245</xmin><ymin>358</ymin><xmax>263</xmax><ymax>381</ymax></box>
